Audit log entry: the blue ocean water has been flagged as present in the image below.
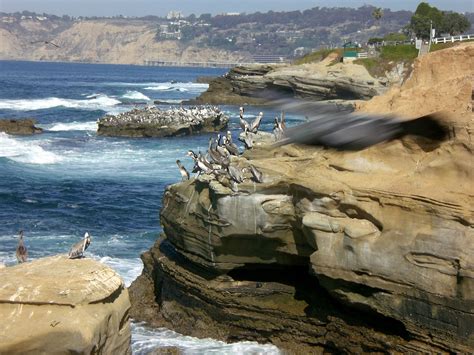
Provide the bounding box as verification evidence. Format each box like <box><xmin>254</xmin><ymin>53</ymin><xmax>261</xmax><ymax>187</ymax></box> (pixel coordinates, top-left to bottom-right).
<box><xmin>0</xmin><ymin>60</ymin><xmax>302</xmax><ymax>354</ymax></box>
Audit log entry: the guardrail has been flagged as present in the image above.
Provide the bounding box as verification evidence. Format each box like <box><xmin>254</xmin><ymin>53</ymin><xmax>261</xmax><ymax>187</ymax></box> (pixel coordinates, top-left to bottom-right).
<box><xmin>433</xmin><ymin>34</ymin><xmax>474</xmax><ymax>44</ymax></box>
<box><xmin>357</xmin><ymin>52</ymin><xmax>368</xmax><ymax>58</ymax></box>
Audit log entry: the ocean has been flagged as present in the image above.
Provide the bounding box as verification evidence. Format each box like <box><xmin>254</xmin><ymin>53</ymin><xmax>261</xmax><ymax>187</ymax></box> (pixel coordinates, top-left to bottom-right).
<box><xmin>0</xmin><ymin>60</ymin><xmax>302</xmax><ymax>354</ymax></box>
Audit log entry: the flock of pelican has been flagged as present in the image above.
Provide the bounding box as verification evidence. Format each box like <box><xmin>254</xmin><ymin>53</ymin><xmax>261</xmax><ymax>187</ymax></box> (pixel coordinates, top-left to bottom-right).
<box><xmin>176</xmin><ymin>106</ymin><xmax>286</xmax><ymax>192</ymax></box>
<box><xmin>14</xmin><ymin>231</ymin><xmax>91</xmax><ymax>264</ymax></box>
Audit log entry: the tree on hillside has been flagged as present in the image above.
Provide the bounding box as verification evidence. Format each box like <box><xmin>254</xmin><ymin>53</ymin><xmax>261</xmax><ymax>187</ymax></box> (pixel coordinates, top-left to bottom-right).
<box><xmin>409</xmin><ymin>2</ymin><xmax>471</xmax><ymax>38</ymax></box>
<box><xmin>441</xmin><ymin>12</ymin><xmax>471</xmax><ymax>35</ymax></box>
<box><xmin>372</xmin><ymin>7</ymin><xmax>384</xmax><ymax>26</ymax></box>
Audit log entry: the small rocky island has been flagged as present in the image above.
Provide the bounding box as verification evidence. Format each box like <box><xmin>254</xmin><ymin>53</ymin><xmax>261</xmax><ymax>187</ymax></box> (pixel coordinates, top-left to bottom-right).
<box><xmin>0</xmin><ymin>119</ymin><xmax>43</xmax><ymax>135</ymax></box>
<box><xmin>97</xmin><ymin>105</ymin><xmax>229</xmax><ymax>137</ymax></box>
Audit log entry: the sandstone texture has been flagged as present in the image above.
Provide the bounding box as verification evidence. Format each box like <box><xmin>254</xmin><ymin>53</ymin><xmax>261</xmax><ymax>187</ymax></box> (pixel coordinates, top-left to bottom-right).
<box><xmin>192</xmin><ymin>54</ymin><xmax>387</xmax><ymax>105</ymax></box>
<box><xmin>97</xmin><ymin>106</ymin><xmax>229</xmax><ymax>138</ymax></box>
<box><xmin>0</xmin><ymin>256</ymin><xmax>131</xmax><ymax>354</ymax></box>
<box><xmin>129</xmin><ymin>44</ymin><xmax>473</xmax><ymax>352</ymax></box>
<box><xmin>0</xmin><ymin>119</ymin><xmax>43</xmax><ymax>135</ymax></box>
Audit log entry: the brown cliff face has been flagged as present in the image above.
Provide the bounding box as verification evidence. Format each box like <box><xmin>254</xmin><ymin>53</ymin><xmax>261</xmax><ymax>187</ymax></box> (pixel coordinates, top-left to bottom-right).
<box><xmin>129</xmin><ymin>44</ymin><xmax>474</xmax><ymax>353</ymax></box>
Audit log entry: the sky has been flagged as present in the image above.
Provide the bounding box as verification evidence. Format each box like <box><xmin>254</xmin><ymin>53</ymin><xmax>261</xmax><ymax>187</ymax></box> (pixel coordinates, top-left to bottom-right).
<box><xmin>0</xmin><ymin>0</ymin><xmax>472</xmax><ymax>17</ymax></box>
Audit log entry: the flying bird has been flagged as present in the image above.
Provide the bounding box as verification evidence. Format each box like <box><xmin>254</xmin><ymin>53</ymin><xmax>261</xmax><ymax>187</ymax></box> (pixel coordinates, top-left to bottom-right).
<box><xmin>31</xmin><ymin>40</ymin><xmax>60</xmax><ymax>48</ymax></box>
<box><xmin>15</xmin><ymin>230</ymin><xmax>28</xmax><ymax>263</ymax></box>
<box><xmin>270</xmin><ymin>99</ymin><xmax>448</xmax><ymax>150</ymax></box>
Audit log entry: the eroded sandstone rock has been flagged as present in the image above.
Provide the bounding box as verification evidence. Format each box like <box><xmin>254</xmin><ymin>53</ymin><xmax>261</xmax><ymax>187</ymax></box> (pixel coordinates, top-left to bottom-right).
<box><xmin>0</xmin><ymin>256</ymin><xmax>131</xmax><ymax>354</ymax></box>
<box><xmin>0</xmin><ymin>119</ymin><xmax>43</xmax><ymax>135</ymax></box>
<box><xmin>130</xmin><ymin>44</ymin><xmax>474</xmax><ymax>353</ymax></box>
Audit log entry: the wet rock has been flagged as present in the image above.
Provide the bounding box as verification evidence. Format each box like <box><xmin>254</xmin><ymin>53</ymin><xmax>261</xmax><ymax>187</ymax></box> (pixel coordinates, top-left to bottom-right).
<box><xmin>0</xmin><ymin>256</ymin><xmax>131</xmax><ymax>354</ymax></box>
<box><xmin>0</xmin><ymin>119</ymin><xmax>43</xmax><ymax>135</ymax></box>
<box><xmin>97</xmin><ymin>106</ymin><xmax>228</xmax><ymax>137</ymax></box>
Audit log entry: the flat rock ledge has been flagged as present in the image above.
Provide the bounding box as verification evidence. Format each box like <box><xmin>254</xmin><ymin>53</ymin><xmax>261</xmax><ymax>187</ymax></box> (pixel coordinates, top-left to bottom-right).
<box><xmin>0</xmin><ymin>119</ymin><xmax>43</xmax><ymax>135</ymax></box>
<box><xmin>97</xmin><ymin>106</ymin><xmax>229</xmax><ymax>137</ymax></box>
<box><xmin>0</xmin><ymin>256</ymin><xmax>131</xmax><ymax>354</ymax></box>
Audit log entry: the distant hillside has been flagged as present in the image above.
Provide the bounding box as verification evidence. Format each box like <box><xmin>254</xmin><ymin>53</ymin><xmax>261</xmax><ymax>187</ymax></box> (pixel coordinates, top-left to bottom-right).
<box><xmin>0</xmin><ymin>7</ymin><xmax>472</xmax><ymax>65</ymax></box>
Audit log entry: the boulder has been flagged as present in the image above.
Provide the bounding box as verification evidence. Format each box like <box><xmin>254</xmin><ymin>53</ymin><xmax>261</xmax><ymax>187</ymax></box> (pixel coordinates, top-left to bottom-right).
<box><xmin>0</xmin><ymin>256</ymin><xmax>131</xmax><ymax>354</ymax></box>
<box><xmin>97</xmin><ymin>106</ymin><xmax>228</xmax><ymax>137</ymax></box>
<box><xmin>0</xmin><ymin>119</ymin><xmax>43</xmax><ymax>135</ymax></box>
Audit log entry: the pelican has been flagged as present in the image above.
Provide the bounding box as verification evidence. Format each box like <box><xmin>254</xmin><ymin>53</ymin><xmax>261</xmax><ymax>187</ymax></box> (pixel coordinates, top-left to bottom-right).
<box><xmin>246</xmin><ymin>165</ymin><xmax>264</xmax><ymax>183</ymax></box>
<box><xmin>249</xmin><ymin>112</ymin><xmax>264</xmax><ymax>133</ymax></box>
<box><xmin>239</xmin><ymin>107</ymin><xmax>250</xmax><ymax>133</ymax></box>
<box><xmin>176</xmin><ymin>160</ymin><xmax>190</xmax><ymax>181</ymax></box>
<box><xmin>15</xmin><ymin>230</ymin><xmax>28</xmax><ymax>263</ymax></box>
<box><xmin>224</xmin><ymin>135</ymin><xmax>239</xmax><ymax>156</ymax></box>
<box><xmin>227</xmin><ymin>165</ymin><xmax>244</xmax><ymax>183</ymax></box>
<box><xmin>68</xmin><ymin>232</ymin><xmax>91</xmax><ymax>259</ymax></box>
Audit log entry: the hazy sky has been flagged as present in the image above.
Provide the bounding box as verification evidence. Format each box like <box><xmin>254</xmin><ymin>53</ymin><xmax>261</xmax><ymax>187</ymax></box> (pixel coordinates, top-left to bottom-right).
<box><xmin>0</xmin><ymin>0</ymin><xmax>472</xmax><ymax>17</ymax></box>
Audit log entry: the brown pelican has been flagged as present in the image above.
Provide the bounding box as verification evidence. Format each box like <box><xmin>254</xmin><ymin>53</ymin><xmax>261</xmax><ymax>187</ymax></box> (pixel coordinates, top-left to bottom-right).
<box><xmin>227</xmin><ymin>165</ymin><xmax>244</xmax><ymax>183</ymax></box>
<box><xmin>15</xmin><ymin>230</ymin><xmax>28</xmax><ymax>263</ymax></box>
<box><xmin>176</xmin><ymin>160</ymin><xmax>190</xmax><ymax>181</ymax></box>
<box><xmin>241</xmin><ymin>131</ymin><xmax>253</xmax><ymax>150</ymax></box>
<box><xmin>249</xmin><ymin>112</ymin><xmax>264</xmax><ymax>133</ymax></box>
<box><xmin>68</xmin><ymin>232</ymin><xmax>91</xmax><ymax>259</ymax></box>
<box><xmin>246</xmin><ymin>165</ymin><xmax>264</xmax><ymax>183</ymax></box>
<box><xmin>239</xmin><ymin>107</ymin><xmax>250</xmax><ymax>133</ymax></box>
<box><xmin>223</xmin><ymin>136</ymin><xmax>239</xmax><ymax>156</ymax></box>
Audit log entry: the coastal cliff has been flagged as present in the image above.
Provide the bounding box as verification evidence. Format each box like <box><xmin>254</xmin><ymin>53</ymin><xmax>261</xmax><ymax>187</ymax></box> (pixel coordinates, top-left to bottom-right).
<box><xmin>0</xmin><ymin>256</ymin><xmax>131</xmax><ymax>354</ymax></box>
<box><xmin>191</xmin><ymin>54</ymin><xmax>389</xmax><ymax>105</ymax></box>
<box><xmin>129</xmin><ymin>44</ymin><xmax>474</xmax><ymax>352</ymax></box>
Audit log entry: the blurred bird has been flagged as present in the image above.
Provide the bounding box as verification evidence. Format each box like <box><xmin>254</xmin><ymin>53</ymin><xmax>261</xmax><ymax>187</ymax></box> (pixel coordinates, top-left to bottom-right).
<box><xmin>239</xmin><ymin>107</ymin><xmax>250</xmax><ymax>133</ymax></box>
<box><xmin>249</xmin><ymin>112</ymin><xmax>264</xmax><ymax>133</ymax></box>
<box><xmin>176</xmin><ymin>160</ymin><xmax>190</xmax><ymax>181</ymax></box>
<box><xmin>68</xmin><ymin>232</ymin><xmax>91</xmax><ymax>259</ymax></box>
<box><xmin>15</xmin><ymin>230</ymin><xmax>28</xmax><ymax>263</ymax></box>
<box><xmin>270</xmin><ymin>99</ymin><xmax>448</xmax><ymax>150</ymax></box>
<box><xmin>31</xmin><ymin>40</ymin><xmax>60</xmax><ymax>48</ymax></box>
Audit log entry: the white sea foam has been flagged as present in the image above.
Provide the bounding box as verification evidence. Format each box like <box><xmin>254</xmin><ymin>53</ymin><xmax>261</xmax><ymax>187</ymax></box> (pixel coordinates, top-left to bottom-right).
<box><xmin>131</xmin><ymin>323</ymin><xmax>281</xmax><ymax>355</ymax></box>
<box><xmin>96</xmin><ymin>255</ymin><xmax>143</xmax><ymax>287</ymax></box>
<box><xmin>144</xmin><ymin>82</ymin><xmax>208</xmax><ymax>93</ymax></box>
<box><xmin>0</xmin><ymin>95</ymin><xmax>121</xmax><ymax>111</ymax></box>
<box><xmin>144</xmin><ymin>85</ymin><xmax>172</xmax><ymax>91</ymax></box>
<box><xmin>0</xmin><ymin>132</ymin><xmax>62</xmax><ymax>165</ymax></box>
<box><xmin>45</xmin><ymin>121</ymin><xmax>98</xmax><ymax>132</ymax></box>
<box><xmin>121</xmin><ymin>91</ymin><xmax>151</xmax><ymax>101</ymax></box>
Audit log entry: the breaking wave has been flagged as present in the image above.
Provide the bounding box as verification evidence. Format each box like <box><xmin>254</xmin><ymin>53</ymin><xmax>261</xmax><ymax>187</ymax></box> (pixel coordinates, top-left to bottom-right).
<box><xmin>121</xmin><ymin>91</ymin><xmax>151</xmax><ymax>101</ymax></box>
<box><xmin>0</xmin><ymin>132</ymin><xmax>62</xmax><ymax>165</ymax></box>
<box><xmin>44</xmin><ymin>121</ymin><xmax>98</xmax><ymax>132</ymax></box>
<box><xmin>0</xmin><ymin>95</ymin><xmax>121</xmax><ymax>111</ymax></box>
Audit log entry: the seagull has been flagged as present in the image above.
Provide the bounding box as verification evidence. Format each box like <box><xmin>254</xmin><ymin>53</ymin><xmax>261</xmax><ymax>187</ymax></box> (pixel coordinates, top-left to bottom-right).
<box><xmin>15</xmin><ymin>230</ymin><xmax>28</xmax><ymax>263</ymax></box>
<box><xmin>30</xmin><ymin>40</ymin><xmax>60</xmax><ymax>48</ymax></box>
<box><xmin>68</xmin><ymin>232</ymin><xmax>91</xmax><ymax>259</ymax></box>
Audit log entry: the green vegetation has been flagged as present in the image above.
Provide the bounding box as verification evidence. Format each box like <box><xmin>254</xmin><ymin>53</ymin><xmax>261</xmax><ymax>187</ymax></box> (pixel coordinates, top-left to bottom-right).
<box><xmin>409</xmin><ymin>2</ymin><xmax>470</xmax><ymax>39</ymax></box>
<box><xmin>380</xmin><ymin>45</ymin><xmax>418</xmax><ymax>61</ymax></box>
<box><xmin>293</xmin><ymin>48</ymin><xmax>342</xmax><ymax>65</ymax></box>
<box><xmin>430</xmin><ymin>39</ymin><xmax>474</xmax><ymax>52</ymax></box>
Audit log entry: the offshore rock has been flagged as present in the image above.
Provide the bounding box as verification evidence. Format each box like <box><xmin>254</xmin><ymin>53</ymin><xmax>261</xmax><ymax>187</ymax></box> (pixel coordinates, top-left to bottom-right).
<box><xmin>130</xmin><ymin>44</ymin><xmax>474</xmax><ymax>353</ymax></box>
<box><xmin>97</xmin><ymin>105</ymin><xmax>229</xmax><ymax>137</ymax></box>
<box><xmin>0</xmin><ymin>256</ymin><xmax>131</xmax><ymax>354</ymax></box>
<box><xmin>192</xmin><ymin>56</ymin><xmax>387</xmax><ymax>105</ymax></box>
<box><xmin>0</xmin><ymin>118</ymin><xmax>43</xmax><ymax>135</ymax></box>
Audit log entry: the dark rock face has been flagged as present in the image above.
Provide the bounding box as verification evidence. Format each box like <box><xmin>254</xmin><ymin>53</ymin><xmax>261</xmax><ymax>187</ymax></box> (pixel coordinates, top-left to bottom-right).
<box><xmin>97</xmin><ymin>106</ymin><xmax>229</xmax><ymax>138</ymax></box>
<box><xmin>191</xmin><ymin>62</ymin><xmax>387</xmax><ymax>105</ymax></box>
<box><xmin>0</xmin><ymin>119</ymin><xmax>43</xmax><ymax>135</ymax></box>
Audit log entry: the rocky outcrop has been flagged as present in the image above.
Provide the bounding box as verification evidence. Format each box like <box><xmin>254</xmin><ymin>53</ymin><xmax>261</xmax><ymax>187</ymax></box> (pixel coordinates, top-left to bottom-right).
<box><xmin>192</xmin><ymin>55</ymin><xmax>387</xmax><ymax>105</ymax></box>
<box><xmin>0</xmin><ymin>256</ymin><xmax>131</xmax><ymax>354</ymax></box>
<box><xmin>97</xmin><ymin>106</ymin><xmax>229</xmax><ymax>138</ymax></box>
<box><xmin>129</xmin><ymin>44</ymin><xmax>474</xmax><ymax>352</ymax></box>
<box><xmin>0</xmin><ymin>119</ymin><xmax>43</xmax><ymax>135</ymax></box>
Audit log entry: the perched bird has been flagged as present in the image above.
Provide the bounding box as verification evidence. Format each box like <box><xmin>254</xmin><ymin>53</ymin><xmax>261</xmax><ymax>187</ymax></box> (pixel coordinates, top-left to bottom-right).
<box><xmin>227</xmin><ymin>165</ymin><xmax>244</xmax><ymax>183</ymax></box>
<box><xmin>249</xmin><ymin>112</ymin><xmax>264</xmax><ymax>133</ymax></box>
<box><xmin>241</xmin><ymin>131</ymin><xmax>253</xmax><ymax>150</ymax></box>
<box><xmin>15</xmin><ymin>230</ymin><xmax>28</xmax><ymax>263</ymax></box>
<box><xmin>224</xmin><ymin>135</ymin><xmax>239</xmax><ymax>156</ymax></box>
<box><xmin>246</xmin><ymin>165</ymin><xmax>264</xmax><ymax>183</ymax></box>
<box><xmin>176</xmin><ymin>160</ymin><xmax>190</xmax><ymax>181</ymax></box>
<box><xmin>68</xmin><ymin>232</ymin><xmax>91</xmax><ymax>259</ymax></box>
<box><xmin>239</xmin><ymin>107</ymin><xmax>250</xmax><ymax>133</ymax></box>
<box><xmin>270</xmin><ymin>99</ymin><xmax>448</xmax><ymax>150</ymax></box>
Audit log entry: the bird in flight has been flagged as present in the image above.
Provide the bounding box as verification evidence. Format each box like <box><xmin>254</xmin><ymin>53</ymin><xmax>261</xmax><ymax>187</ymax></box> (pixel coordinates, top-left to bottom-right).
<box><xmin>31</xmin><ymin>40</ymin><xmax>60</xmax><ymax>48</ymax></box>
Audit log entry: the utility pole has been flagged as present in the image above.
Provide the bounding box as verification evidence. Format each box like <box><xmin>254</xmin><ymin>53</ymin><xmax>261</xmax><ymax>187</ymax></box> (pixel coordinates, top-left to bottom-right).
<box><xmin>428</xmin><ymin>20</ymin><xmax>433</xmax><ymax>52</ymax></box>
